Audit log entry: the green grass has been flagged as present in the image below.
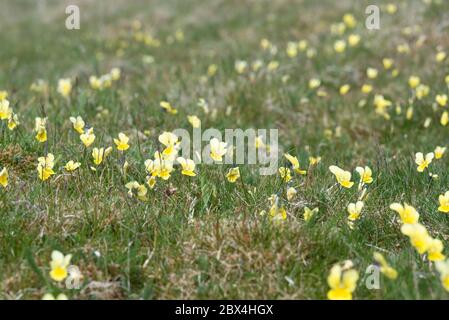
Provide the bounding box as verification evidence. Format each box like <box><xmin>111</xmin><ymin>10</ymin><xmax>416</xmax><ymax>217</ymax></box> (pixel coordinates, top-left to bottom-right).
<box><xmin>1</xmin><ymin>0</ymin><xmax>449</xmax><ymax>299</ymax></box>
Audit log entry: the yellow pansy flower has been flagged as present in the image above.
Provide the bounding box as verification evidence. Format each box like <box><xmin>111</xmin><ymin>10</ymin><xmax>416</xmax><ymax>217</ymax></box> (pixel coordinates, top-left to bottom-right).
<box><xmin>125</xmin><ymin>181</ymin><xmax>148</xmax><ymax>201</ymax></box>
<box><xmin>329</xmin><ymin>165</ymin><xmax>354</xmax><ymax>188</ymax></box>
<box><xmin>389</xmin><ymin>202</ymin><xmax>419</xmax><ymax>224</ymax></box>
<box><xmin>343</xmin><ymin>13</ymin><xmax>356</xmax><ymax>28</ymax></box>
<box><xmin>57</xmin><ymin>78</ymin><xmax>72</xmax><ymax>98</ymax></box>
<box><xmin>361</xmin><ymin>84</ymin><xmax>373</xmax><ymax>94</ymax></box>
<box><xmin>428</xmin><ymin>238</ymin><xmax>445</xmax><ymax>262</ymax></box>
<box><xmin>42</xmin><ymin>293</ymin><xmax>68</xmax><ymax>300</ymax></box>
<box><xmin>400</xmin><ymin>223</ymin><xmax>431</xmax><ymax>254</ymax></box>
<box><xmin>441</xmin><ymin>111</ymin><xmax>449</xmax><ymax>126</ymax></box>
<box><xmin>347</xmin><ymin>34</ymin><xmax>360</xmax><ymax>47</ymax></box>
<box><xmin>80</xmin><ymin>128</ymin><xmax>96</xmax><ymax>147</ymax></box>
<box><xmin>7</xmin><ymin>113</ymin><xmax>19</xmax><ymax>130</ymax></box>
<box><xmin>334</xmin><ymin>40</ymin><xmax>346</xmax><ymax>53</ymax></box>
<box><xmin>366</xmin><ymin>68</ymin><xmax>378</xmax><ymax>79</ymax></box>
<box><xmin>438</xmin><ymin>191</ymin><xmax>449</xmax><ymax>213</ymax></box>
<box><xmin>309</xmin><ymin>156</ymin><xmax>321</xmax><ymax>166</ymax></box>
<box><xmin>309</xmin><ymin>78</ymin><xmax>321</xmax><ymax>90</ymax></box>
<box><xmin>92</xmin><ymin>147</ymin><xmax>112</xmax><ymax>166</ymax></box>
<box><xmin>278</xmin><ymin>167</ymin><xmax>292</xmax><ymax>183</ymax></box>
<box><xmin>436</xmin><ymin>51</ymin><xmax>447</xmax><ymax>62</ymax></box>
<box><xmin>0</xmin><ymin>167</ymin><xmax>8</xmax><ymax>188</ymax></box>
<box><xmin>177</xmin><ymin>157</ymin><xmax>196</xmax><ymax>177</ymax></box>
<box><xmin>436</xmin><ymin>94</ymin><xmax>448</xmax><ymax>107</ymax></box>
<box><xmin>327</xmin><ymin>262</ymin><xmax>359</xmax><ymax>300</ymax></box>
<box><xmin>284</xmin><ymin>153</ymin><xmax>307</xmax><ymax>175</ymax></box>
<box><xmin>209</xmin><ymin>138</ymin><xmax>228</xmax><ymax>162</ymax></box>
<box><xmin>37</xmin><ymin>153</ymin><xmax>55</xmax><ymax>181</ymax></box>
<box><xmin>69</xmin><ymin>116</ymin><xmax>85</xmax><ymax>134</ymax></box>
<box><xmin>269</xmin><ymin>203</ymin><xmax>287</xmax><ymax>222</ymax></box>
<box><xmin>187</xmin><ymin>115</ymin><xmax>201</xmax><ymax>128</ymax></box>
<box><xmin>114</xmin><ymin>132</ymin><xmax>130</xmax><ymax>151</ymax></box>
<box><xmin>373</xmin><ymin>252</ymin><xmax>397</xmax><ymax>280</ymax></box>
<box><xmin>355</xmin><ymin>166</ymin><xmax>373</xmax><ymax>184</ymax></box>
<box><xmin>304</xmin><ymin>207</ymin><xmax>318</xmax><ymax>222</ymax></box>
<box><xmin>408</xmin><ymin>76</ymin><xmax>420</xmax><ymax>89</ymax></box>
<box><xmin>347</xmin><ymin>201</ymin><xmax>364</xmax><ymax>221</ymax></box>
<box><xmin>234</xmin><ymin>60</ymin><xmax>248</xmax><ymax>74</ymax></box>
<box><xmin>435</xmin><ymin>146</ymin><xmax>446</xmax><ymax>159</ymax></box>
<box><xmin>415</xmin><ymin>152</ymin><xmax>434</xmax><ymax>172</ymax></box>
<box><xmin>160</xmin><ymin>101</ymin><xmax>178</xmax><ymax>115</ymax></box>
<box><xmin>339</xmin><ymin>84</ymin><xmax>351</xmax><ymax>95</ymax></box>
<box><xmin>65</xmin><ymin>160</ymin><xmax>81</xmax><ymax>172</ymax></box>
<box><xmin>382</xmin><ymin>58</ymin><xmax>394</xmax><ymax>69</ymax></box>
<box><xmin>415</xmin><ymin>84</ymin><xmax>429</xmax><ymax>100</ymax></box>
<box><xmin>49</xmin><ymin>250</ymin><xmax>72</xmax><ymax>282</ymax></box>
<box><xmin>35</xmin><ymin>117</ymin><xmax>47</xmax><ymax>143</ymax></box>
<box><xmin>146</xmin><ymin>175</ymin><xmax>156</xmax><ymax>189</ymax></box>
<box><xmin>0</xmin><ymin>99</ymin><xmax>12</xmax><ymax>120</ymax></box>
<box><xmin>226</xmin><ymin>167</ymin><xmax>240</xmax><ymax>183</ymax></box>
<box><xmin>159</xmin><ymin>132</ymin><xmax>179</xmax><ymax>160</ymax></box>
<box><xmin>286</xmin><ymin>187</ymin><xmax>297</xmax><ymax>201</ymax></box>
<box><xmin>436</xmin><ymin>259</ymin><xmax>449</xmax><ymax>291</ymax></box>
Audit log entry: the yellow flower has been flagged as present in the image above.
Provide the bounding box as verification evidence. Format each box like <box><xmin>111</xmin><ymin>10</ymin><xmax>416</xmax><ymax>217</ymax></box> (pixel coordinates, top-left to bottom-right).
<box><xmin>159</xmin><ymin>132</ymin><xmax>179</xmax><ymax>160</ymax></box>
<box><xmin>334</xmin><ymin>40</ymin><xmax>346</xmax><ymax>53</ymax></box>
<box><xmin>329</xmin><ymin>165</ymin><xmax>354</xmax><ymax>188</ymax></box>
<box><xmin>436</xmin><ymin>259</ymin><xmax>449</xmax><ymax>291</ymax></box>
<box><xmin>92</xmin><ymin>147</ymin><xmax>112</xmax><ymax>166</ymax></box>
<box><xmin>309</xmin><ymin>78</ymin><xmax>321</xmax><ymax>90</ymax></box>
<box><xmin>366</xmin><ymin>68</ymin><xmax>378</xmax><ymax>79</ymax></box>
<box><xmin>284</xmin><ymin>153</ymin><xmax>307</xmax><ymax>174</ymax></box>
<box><xmin>49</xmin><ymin>250</ymin><xmax>72</xmax><ymax>282</ymax></box>
<box><xmin>147</xmin><ymin>152</ymin><xmax>174</xmax><ymax>180</ymax></box>
<box><xmin>343</xmin><ymin>13</ymin><xmax>356</xmax><ymax>28</ymax></box>
<box><xmin>187</xmin><ymin>115</ymin><xmax>201</xmax><ymax>128</ymax></box>
<box><xmin>226</xmin><ymin>167</ymin><xmax>240</xmax><ymax>183</ymax></box>
<box><xmin>339</xmin><ymin>84</ymin><xmax>351</xmax><ymax>95</ymax></box>
<box><xmin>286</xmin><ymin>187</ymin><xmax>297</xmax><ymax>201</ymax></box>
<box><xmin>441</xmin><ymin>111</ymin><xmax>449</xmax><ymax>126</ymax></box>
<box><xmin>436</xmin><ymin>94</ymin><xmax>448</xmax><ymax>107</ymax></box>
<box><xmin>347</xmin><ymin>34</ymin><xmax>360</xmax><ymax>47</ymax></box>
<box><xmin>355</xmin><ymin>166</ymin><xmax>373</xmax><ymax>184</ymax></box>
<box><xmin>408</xmin><ymin>76</ymin><xmax>420</xmax><ymax>89</ymax></box>
<box><xmin>207</xmin><ymin>64</ymin><xmax>218</xmax><ymax>77</ymax></box>
<box><xmin>89</xmin><ymin>76</ymin><xmax>102</xmax><ymax>90</ymax></box>
<box><xmin>400</xmin><ymin>223</ymin><xmax>431</xmax><ymax>254</ymax></box>
<box><xmin>361</xmin><ymin>84</ymin><xmax>373</xmax><ymax>94</ymax></box>
<box><xmin>57</xmin><ymin>78</ymin><xmax>72</xmax><ymax>98</ymax></box>
<box><xmin>286</xmin><ymin>42</ymin><xmax>298</xmax><ymax>58</ymax></box>
<box><xmin>37</xmin><ymin>153</ymin><xmax>55</xmax><ymax>181</ymax></box>
<box><xmin>309</xmin><ymin>156</ymin><xmax>321</xmax><ymax>166</ymax></box>
<box><xmin>177</xmin><ymin>157</ymin><xmax>196</xmax><ymax>177</ymax></box>
<box><xmin>209</xmin><ymin>138</ymin><xmax>228</xmax><ymax>162</ymax></box>
<box><xmin>386</xmin><ymin>3</ymin><xmax>397</xmax><ymax>14</ymax></box>
<box><xmin>415</xmin><ymin>152</ymin><xmax>434</xmax><ymax>172</ymax></box>
<box><xmin>0</xmin><ymin>167</ymin><xmax>8</xmax><ymax>188</ymax></box>
<box><xmin>415</xmin><ymin>84</ymin><xmax>429</xmax><ymax>100</ymax></box>
<box><xmin>146</xmin><ymin>175</ymin><xmax>156</xmax><ymax>189</ymax></box>
<box><xmin>438</xmin><ymin>191</ymin><xmax>449</xmax><ymax>213</ymax></box>
<box><xmin>373</xmin><ymin>252</ymin><xmax>398</xmax><ymax>280</ymax></box>
<box><xmin>389</xmin><ymin>202</ymin><xmax>419</xmax><ymax>224</ymax></box>
<box><xmin>42</xmin><ymin>293</ymin><xmax>68</xmax><ymax>300</ymax></box>
<box><xmin>382</xmin><ymin>58</ymin><xmax>394</xmax><ymax>70</ymax></box>
<box><xmin>0</xmin><ymin>99</ymin><xmax>12</xmax><ymax>120</ymax></box>
<box><xmin>125</xmin><ymin>181</ymin><xmax>148</xmax><ymax>201</ymax></box>
<box><xmin>80</xmin><ymin>128</ymin><xmax>96</xmax><ymax>147</ymax></box>
<box><xmin>327</xmin><ymin>262</ymin><xmax>359</xmax><ymax>300</ymax></box>
<box><xmin>278</xmin><ymin>167</ymin><xmax>292</xmax><ymax>183</ymax></box>
<box><xmin>435</xmin><ymin>146</ymin><xmax>446</xmax><ymax>159</ymax></box>
<box><xmin>114</xmin><ymin>132</ymin><xmax>130</xmax><ymax>151</ymax></box>
<box><xmin>110</xmin><ymin>67</ymin><xmax>121</xmax><ymax>81</ymax></box>
<box><xmin>65</xmin><ymin>160</ymin><xmax>81</xmax><ymax>172</ymax></box>
<box><xmin>0</xmin><ymin>90</ymin><xmax>8</xmax><ymax>101</ymax></box>
<box><xmin>160</xmin><ymin>101</ymin><xmax>178</xmax><ymax>115</ymax></box>
<box><xmin>269</xmin><ymin>203</ymin><xmax>287</xmax><ymax>222</ymax></box>
<box><xmin>304</xmin><ymin>207</ymin><xmax>318</xmax><ymax>222</ymax></box>
<box><xmin>69</xmin><ymin>116</ymin><xmax>85</xmax><ymax>134</ymax></box>
<box><xmin>7</xmin><ymin>113</ymin><xmax>19</xmax><ymax>130</ymax></box>
<box><xmin>436</xmin><ymin>51</ymin><xmax>447</xmax><ymax>63</ymax></box>
<box><xmin>235</xmin><ymin>60</ymin><xmax>248</xmax><ymax>74</ymax></box>
<box><xmin>347</xmin><ymin>201</ymin><xmax>364</xmax><ymax>221</ymax></box>
<box><xmin>35</xmin><ymin>117</ymin><xmax>47</xmax><ymax>143</ymax></box>
<box><xmin>428</xmin><ymin>238</ymin><xmax>445</xmax><ymax>262</ymax></box>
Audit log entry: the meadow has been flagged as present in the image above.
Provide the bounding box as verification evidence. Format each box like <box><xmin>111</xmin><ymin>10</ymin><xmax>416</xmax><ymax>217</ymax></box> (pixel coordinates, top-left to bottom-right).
<box><xmin>1</xmin><ymin>0</ymin><xmax>449</xmax><ymax>300</ymax></box>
